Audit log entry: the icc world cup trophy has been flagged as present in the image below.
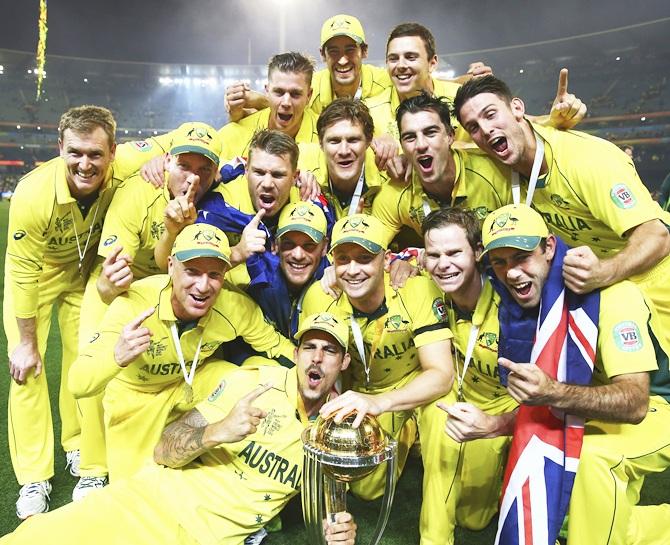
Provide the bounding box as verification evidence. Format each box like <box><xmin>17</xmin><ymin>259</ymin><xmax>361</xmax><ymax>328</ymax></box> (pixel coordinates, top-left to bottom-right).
<box><xmin>302</xmin><ymin>412</ymin><xmax>398</xmax><ymax>544</ymax></box>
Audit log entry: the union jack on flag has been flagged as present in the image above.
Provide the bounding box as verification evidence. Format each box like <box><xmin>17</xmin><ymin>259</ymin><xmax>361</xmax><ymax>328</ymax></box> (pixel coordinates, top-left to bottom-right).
<box><xmin>492</xmin><ymin>237</ymin><xmax>600</xmax><ymax>545</ymax></box>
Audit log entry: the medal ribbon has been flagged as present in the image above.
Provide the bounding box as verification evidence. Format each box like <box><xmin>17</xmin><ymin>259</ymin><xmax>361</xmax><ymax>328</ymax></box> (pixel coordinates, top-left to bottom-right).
<box><xmin>169</xmin><ymin>323</ymin><xmax>204</xmax><ymax>387</ymax></box>
<box><xmin>511</xmin><ymin>133</ymin><xmax>544</xmax><ymax>206</ymax></box>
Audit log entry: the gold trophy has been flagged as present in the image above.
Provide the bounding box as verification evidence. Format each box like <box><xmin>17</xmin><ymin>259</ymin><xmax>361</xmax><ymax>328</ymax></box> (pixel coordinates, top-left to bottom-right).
<box><xmin>302</xmin><ymin>413</ymin><xmax>398</xmax><ymax>544</ymax></box>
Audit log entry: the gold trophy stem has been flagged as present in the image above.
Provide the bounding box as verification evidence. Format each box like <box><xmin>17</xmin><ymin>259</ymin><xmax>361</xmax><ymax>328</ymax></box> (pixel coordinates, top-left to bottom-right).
<box><xmin>324</xmin><ymin>475</ymin><xmax>347</xmax><ymax>523</ymax></box>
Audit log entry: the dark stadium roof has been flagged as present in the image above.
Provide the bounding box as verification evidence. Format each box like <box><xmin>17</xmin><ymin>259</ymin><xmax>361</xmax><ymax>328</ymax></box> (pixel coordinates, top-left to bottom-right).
<box><xmin>0</xmin><ymin>0</ymin><xmax>668</xmax><ymax>65</ymax></box>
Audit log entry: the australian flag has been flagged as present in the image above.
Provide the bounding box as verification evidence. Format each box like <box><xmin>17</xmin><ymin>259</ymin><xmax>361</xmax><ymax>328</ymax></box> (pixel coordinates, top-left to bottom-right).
<box><xmin>490</xmin><ymin>236</ymin><xmax>600</xmax><ymax>545</ymax></box>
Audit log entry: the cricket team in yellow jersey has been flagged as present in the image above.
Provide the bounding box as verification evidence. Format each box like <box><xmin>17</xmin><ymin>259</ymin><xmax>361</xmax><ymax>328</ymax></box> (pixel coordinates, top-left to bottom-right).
<box><xmin>2</xmin><ymin>11</ymin><xmax>669</xmax><ymax>545</ymax></box>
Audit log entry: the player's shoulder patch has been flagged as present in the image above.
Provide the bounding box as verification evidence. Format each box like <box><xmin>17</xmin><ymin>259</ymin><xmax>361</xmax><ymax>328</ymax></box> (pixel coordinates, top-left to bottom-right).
<box><xmin>432</xmin><ymin>297</ymin><xmax>447</xmax><ymax>322</ymax></box>
<box><xmin>130</xmin><ymin>140</ymin><xmax>153</xmax><ymax>152</ymax></box>
<box><xmin>207</xmin><ymin>379</ymin><xmax>227</xmax><ymax>402</ymax></box>
<box><xmin>612</xmin><ymin>321</ymin><xmax>643</xmax><ymax>352</ymax></box>
<box><xmin>610</xmin><ymin>183</ymin><xmax>637</xmax><ymax>209</ymax></box>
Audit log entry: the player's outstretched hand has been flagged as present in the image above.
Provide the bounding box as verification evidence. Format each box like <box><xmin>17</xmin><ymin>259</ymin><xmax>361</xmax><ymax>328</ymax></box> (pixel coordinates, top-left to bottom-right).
<box><xmin>164</xmin><ymin>174</ymin><xmax>200</xmax><ymax>235</ymax></box>
<box><xmin>319</xmin><ymin>265</ymin><xmax>341</xmax><ymax>300</ymax></box>
<box><xmin>114</xmin><ymin>307</ymin><xmax>155</xmax><ymax>368</ymax></box>
<box><xmin>437</xmin><ymin>401</ymin><xmax>493</xmax><ymax>443</ymax></box>
<box><xmin>319</xmin><ymin>390</ymin><xmax>388</xmax><ymax>428</ymax></box>
<box><xmin>371</xmin><ymin>134</ymin><xmax>400</xmax><ymax>171</ymax></box>
<box><xmin>99</xmin><ymin>245</ymin><xmax>134</xmax><ymax>302</ymax></box>
<box><xmin>498</xmin><ymin>358</ymin><xmax>555</xmax><ymax>405</ymax></box>
<box><xmin>324</xmin><ymin>511</ymin><xmax>357</xmax><ymax>544</ymax></box>
<box><xmin>210</xmin><ymin>383</ymin><xmax>273</xmax><ymax>444</ymax></box>
<box><xmin>387</xmin><ymin>258</ymin><xmax>419</xmax><ymax>290</ymax></box>
<box><xmin>234</xmin><ymin>209</ymin><xmax>267</xmax><ymax>263</ymax></box>
<box><xmin>9</xmin><ymin>342</ymin><xmax>43</xmax><ymax>385</ymax></box>
<box><xmin>562</xmin><ymin>245</ymin><xmax>606</xmax><ymax>293</ymax></box>
<box><xmin>140</xmin><ymin>153</ymin><xmax>169</xmax><ymax>188</ymax></box>
<box><xmin>467</xmin><ymin>61</ymin><xmax>493</xmax><ymax>78</ymax></box>
<box><xmin>296</xmin><ymin>170</ymin><xmax>322</xmax><ymax>201</ymax></box>
<box><xmin>549</xmin><ymin>68</ymin><xmax>587</xmax><ymax>130</ymax></box>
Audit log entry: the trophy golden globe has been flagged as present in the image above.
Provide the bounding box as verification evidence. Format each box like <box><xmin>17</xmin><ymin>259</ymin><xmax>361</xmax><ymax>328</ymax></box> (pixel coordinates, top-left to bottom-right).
<box><xmin>302</xmin><ymin>412</ymin><xmax>398</xmax><ymax>545</ymax></box>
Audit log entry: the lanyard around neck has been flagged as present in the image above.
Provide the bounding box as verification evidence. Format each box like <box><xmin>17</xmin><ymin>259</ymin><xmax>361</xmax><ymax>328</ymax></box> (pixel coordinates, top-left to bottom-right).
<box><xmin>169</xmin><ymin>322</ymin><xmax>204</xmax><ymax>386</ymax></box>
<box><xmin>71</xmin><ymin>199</ymin><xmax>101</xmax><ymax>272</ymax></box>
<box><xmin>511</xmin><ymin>132</ymin><xmax>544</xmax><ymax>206</ymax></box>
<box><xmin>349</xmin><ymin>314</ymin><xmax>385</xmax><ymax>388</ymax></box>
<box><xmin>330</xmin><ymin>166</ymin><xmax>365</xmax><ymax>216</ymax></box>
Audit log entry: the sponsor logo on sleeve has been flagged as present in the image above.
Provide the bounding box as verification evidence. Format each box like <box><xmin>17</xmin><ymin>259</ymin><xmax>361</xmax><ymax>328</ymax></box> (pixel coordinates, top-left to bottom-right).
<box><xmin>103</xmin><ymin>235</ymin><xmax>118</xmax><ymax>246</ymax></box>
<box><xmin>613</xmin><ymin>321</ymin><xmax>643</xmax><ymax>352</ymax></box>
<box><xmin>207</xmin><ymin>380</ymin><xmax>226</xmax><ymax>402</ymax></box>
<box><xmin>610</xmin><ymin>183</ymin><xmax>637</xmax><ymax>209</ymax></box>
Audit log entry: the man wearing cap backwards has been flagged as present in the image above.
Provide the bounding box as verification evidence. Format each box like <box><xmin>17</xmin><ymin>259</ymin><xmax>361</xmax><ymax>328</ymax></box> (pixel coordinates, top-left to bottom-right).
<box><xmin>454</xmin><ymin>75</ymin><xmax>670</xmax><ymax>357</ymax></box>
<box><xmin>419</xmin><ymin>207</ymin><xmax>517</xmax><ymax>545</ymax></box>
<box><xmin>69</xmin><ymin>224</ymin><xmax>296</xmax><ymax>481</ymax></box>
<box><xmin>301</xmin><ymin>213</ymin><xmax>455</xmax><ymax>504</ymax></box>
<box><xmin>1</xmin><ymin>312</ymin><xmax>357</xmax><ymax>545</ymax></box>
<box><xmin>373</xmin><ymin>92</ymin><xmax>512</xmax><ymax>248</ymax></box>
<box><xmin>313</xmin><ymin>97</ymin><xmax>389</xmax><ymax>219</ymax></box>
<box><xmin>3</xmin><ymin>105</ymin><xmax>143</xmax><ymax>519</ymax></box>
<box><xmin>456</xmin><ymin>204</ymin><xmax>670</xmax><ymax>545</ymax></box>
<box><xmin>71</xmin><ymin>121</ymin><xmax>224</xmax><ymax>499</ymax></box>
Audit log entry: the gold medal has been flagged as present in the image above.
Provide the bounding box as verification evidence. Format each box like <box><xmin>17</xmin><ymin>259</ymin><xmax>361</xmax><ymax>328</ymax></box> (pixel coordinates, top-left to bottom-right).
<box><xmin>183</xmin><ymin>382</ymin><xmax>194</xmax><ymax>404</ymax></box>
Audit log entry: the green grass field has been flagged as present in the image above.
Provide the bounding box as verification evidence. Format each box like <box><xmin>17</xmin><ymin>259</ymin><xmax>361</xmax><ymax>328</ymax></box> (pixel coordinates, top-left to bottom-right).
<box><xmin>0</xmin><ymin>198</ymin><xmax>667</xmax><ymax>542</ymax></box>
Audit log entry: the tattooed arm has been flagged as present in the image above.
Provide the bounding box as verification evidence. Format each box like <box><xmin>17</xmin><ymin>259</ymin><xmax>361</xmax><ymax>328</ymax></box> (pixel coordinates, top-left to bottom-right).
<box><xmin>154</xmin><ymin>383</ymin><xmax>272</xmax><ymax>468</ymax></box>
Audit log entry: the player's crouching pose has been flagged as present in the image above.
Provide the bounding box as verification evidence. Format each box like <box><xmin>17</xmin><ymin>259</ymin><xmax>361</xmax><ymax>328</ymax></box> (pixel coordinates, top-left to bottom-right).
<box><xmin>2</xmin><ymin>312</ymin><xmax>357</xmax><ymax>545</ymax></box>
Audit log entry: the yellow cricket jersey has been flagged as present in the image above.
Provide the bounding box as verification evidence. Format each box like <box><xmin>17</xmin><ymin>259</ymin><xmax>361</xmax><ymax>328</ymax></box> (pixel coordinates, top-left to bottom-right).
<box><xmin>69</xmin><ymin>275</ymin><xmax>295</xmax><ymax>397</ymax></box>
<box><xmin>96</xmin><ymin>172</ymin><xmax>168</xmax><ymax>279</ymax></box>
<box><xmin>202</xmin><ymin>175</ymin><xmax>302</xmax><ymax>287</ymax></box>
<box><xmin>155</xmin><ymin>365</ymin><xmax>307</xmax><ymax>545</ymax></box>
<box><xmin>112</xmin><ymin>134</ymin><xmax>174</xmax><ymax>179</ymax></box>
<box><xmin>310</xmin><ymin>147</ymin><xmax>387</xmax><ymax>219</ymax></box>
<box><xmin>301</xmin><ymin>273</ymin><xmax>452</xmax><ymax>392</ymax></box>
<box><xmin>591</xmin><ymin>280</ymin><xmax>659</xmax><ymax>384</ymax></box>
<box><xmin>5</xmin><ymin>157</ymin><xmax>133</xmax><ymax>318</ymax></box>
<box><xmin>365</xmin><ymin>77</ymin><xmax>463</xmax><ymax>140</ymax></box>
<box><xmin>528</xmin><ymin>122</ymin><xmax>670</xmax><ymax>256</ymax></box>
<box><xmin>444</xmin><ymin>280</ymin><xmax>515</xmax><ymax>410</ymax></box>
<box><xmin>218</xmin><ymin>108</ymin><xmax>321</xmax><ymax>162</ymax></box>
<box><xmin>372</xmin><ymin>147</ymin><xmax>513</xmax><ymax>246</ymax></box>
<box><xmin>309</xmin><ymin>64</ymin><xmax>392</xmax><ymax>115</ymax></box>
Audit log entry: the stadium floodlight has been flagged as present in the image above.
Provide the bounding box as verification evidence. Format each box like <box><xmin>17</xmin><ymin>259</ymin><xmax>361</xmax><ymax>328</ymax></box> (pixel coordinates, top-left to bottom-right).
<box><xmin>83</xmin><ymin>77</ymin><xmax>88</xmax><ymax>83</ymax></box>
<box><xmin>16</xmin><ymin>125</ymin><xmax>21</xmax><ymax>130</ymax></box>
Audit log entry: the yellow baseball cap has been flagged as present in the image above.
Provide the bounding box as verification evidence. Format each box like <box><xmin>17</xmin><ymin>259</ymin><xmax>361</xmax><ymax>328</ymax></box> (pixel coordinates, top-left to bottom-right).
<box><xmin>276</xmin><ymin>201</ymin><xmax>328</xmax><ymax>243</ymax></box>
<box><xmin>169</xmin><ymin>122</ymin><xmax>222</xmax><ymax>166</ymax></box>
<box><xmin>330</xmin><ymin>213</ymin><xmax>386</xmax><ymax>254</ymax></box>
<box><xmin>295</xmin><ymin>312</ymin><xmax>349</xmax><ymax>349</ymax></box>
<box><xmin>320</xmin><ymin>14</ymin><xmax>366</xmax><ymax>48</ymax></box>
<box><xmin>172</xmin><ymin>224</ymin><xmax>231</xmax><ymax>265</ymax></box>
<box><xmin>481</xmin><ymin>204</ymin><xmax>549</xmax><ymax>257</ymax></box>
